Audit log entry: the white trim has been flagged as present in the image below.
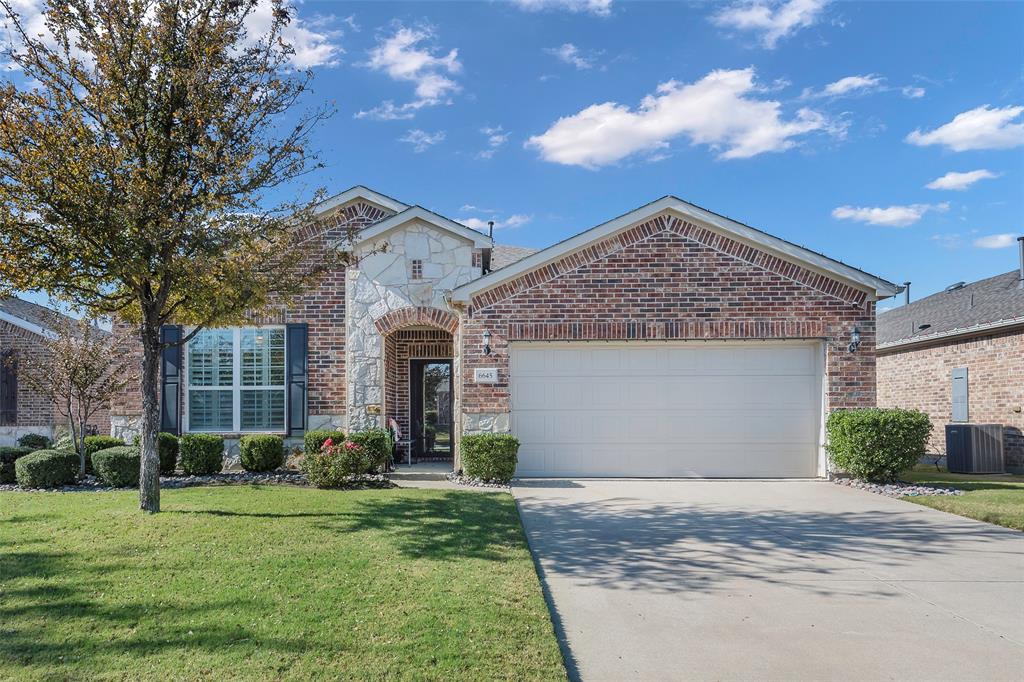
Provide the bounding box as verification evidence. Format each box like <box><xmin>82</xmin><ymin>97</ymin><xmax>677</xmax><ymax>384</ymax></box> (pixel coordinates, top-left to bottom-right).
<box><xmin>0</xmin><ymin>310</ymin><xmax>57</xmax><ymax>340</ymax></box>
<box><xmin>182</xmin><ymin>326</ymin><xmax>288</xmax><ymax>434</ymax></box>
<box><xmin>344</xmin><ymin>206</ymin><xmax>493</xmax><ymax>249</ymax></box>
<box><xmin>313</xmin><ymin>185</ymin><xmax>409</xmax><ymax>216</ymax></box>
<box><xmin>452</xmin><ymin>196</ymin><xmax>901</xmax><ymax>302</ymax></box>
<box><xmin>878</xmin><ymin>316</ymin><xmax>1024</xmax><ymax>351</ymax></box>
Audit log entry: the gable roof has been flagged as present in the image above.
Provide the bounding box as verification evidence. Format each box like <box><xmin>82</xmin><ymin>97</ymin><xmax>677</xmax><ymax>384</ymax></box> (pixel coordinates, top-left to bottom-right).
<box><xmin>877</xmin><ymin>270</ymin><xmax>1024</xmax><ymax>348</ymax></box>
<box><xmin>313</xmin><ymin>185</ymin><xmax>410</xmax><ymax>216</ymax></box>
<box><xmin>348</xmin><ymin>205</ymin><xmax>493</xmax><ymax>249</ymax></box>
<box><xmin>452</xmin><ymin>195</ymin><xmax>901</xmax><ymax>303</ymax></box>
<box><xmin>0</xmin><ymin>297</ymin><xmax>73</xmax><ymax>339</ymax></box>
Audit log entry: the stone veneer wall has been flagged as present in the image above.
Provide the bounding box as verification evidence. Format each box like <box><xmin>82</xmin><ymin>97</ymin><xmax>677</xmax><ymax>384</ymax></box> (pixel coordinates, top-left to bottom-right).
<box><xmin>457</xmin><ymin>212</ymin><xmax>877</xmax><ymax>459</ymax></box>
<box><xmin>345</xmin><ymin>221</ymin><xmax>479</xmax><ymax>430</ymax></box>
<box><xmin>877</xmin><ymin>328</ymin><xmax>1024</xmax><ymax>471</ymax></box>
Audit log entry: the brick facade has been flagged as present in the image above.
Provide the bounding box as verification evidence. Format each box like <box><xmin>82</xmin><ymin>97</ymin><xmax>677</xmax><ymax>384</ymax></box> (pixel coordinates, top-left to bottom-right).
<box><xmin>0</xmin><ymin>319</ymin><xmax>111</xmax><ymax>444</ymax></box>
<box><xmin>383</xmin><ymin>328</ymin><xmax>453</xmax><ymax>455</ymax></box>
<box><xmin>877</xmin><ymin>328</ymin><xmax>1024</xmax><ymax>471</ymax></box>
<box><xmin>459</xmin><ymin>212</ymin><xmax>876</xmax><ymax>427</ymax></box>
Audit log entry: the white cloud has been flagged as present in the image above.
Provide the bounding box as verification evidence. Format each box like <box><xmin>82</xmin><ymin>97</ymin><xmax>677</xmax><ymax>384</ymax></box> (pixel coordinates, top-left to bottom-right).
<box><xmin>460</xmin><ymin>214</ymin><xmax>532</xmax><ymax>231</ymax></box>
<box><xmin>930</xmin><ymin>233</ymin><xmax>963</xmax><ymax>250</ymax></box>
<box><xmin>798</xmin><ymin>73</ymin><xmax>880</xmax><ymax>98</ymax></box>
<box><xmin>925</xmin><ymin>169</ymin><xmax>998</xmax><ymax>191</ymax></box>
<box><xmin>831</xmin><ymin>202</ymin><xmax>949</xmax><ymax>227</ymax></box>
<box><xmin>398</xmin><ymin>129</ymin><xmax>445</xmax><ymax>153</ymax></box>
<box><xmin>525</xmin><ymin>68</ymin><xmax>838</xmax><ymax>169</ymax></box>
<box><xmin>973</xmin><ymin>233</ymin><xmax>1019</xmax><ymax>249</ymax></box>
<box><xmin>545</xmin><ymin>43</ymin><xmax>594</xmax><ymax>70</ymax></box>
<box><xmin>356</xmin><ymin>24</ymin><xmax>460</xmax><ymax>120</ymax></box>
<box><xmin>477</xmin><ymin>126</ymin><xmax>510</xmax><ymax>159</ymax></box>
<box><xmin>902</xmin><ymin>85</ymin><xmax>926</xmax><ymax>99</ymax></box>
<box><xmin>512</xmin><ymin>0</ymin><xmax>613</xmax><ymax>17</ymax></box>
<box><xmin>906</xmin><ymin>105</ymin><xmax>1024</xmax><ymax>151</ymax></box>
<box><xmin>711</xmin><ymin>0</ymin><xmax>829</xmax><ymax>49</ymax></box>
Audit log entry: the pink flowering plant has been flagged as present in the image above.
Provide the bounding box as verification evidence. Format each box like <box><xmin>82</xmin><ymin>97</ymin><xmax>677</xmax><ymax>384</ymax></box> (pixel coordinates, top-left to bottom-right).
<box><xmin>302</xmin><ymin>434</ymin><xmax>384</xmax><ymax>488</ymax></box>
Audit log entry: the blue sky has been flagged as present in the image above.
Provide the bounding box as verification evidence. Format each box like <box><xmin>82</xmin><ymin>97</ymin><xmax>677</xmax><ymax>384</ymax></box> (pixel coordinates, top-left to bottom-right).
<box><xmin>13</xmin><ymin>0</ymin><xmax>1024</xmax><ymax>311</ymax></box>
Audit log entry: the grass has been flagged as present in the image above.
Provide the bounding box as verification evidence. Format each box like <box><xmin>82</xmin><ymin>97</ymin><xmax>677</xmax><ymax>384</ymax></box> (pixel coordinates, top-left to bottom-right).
<box><xmin>0</xmin><ymin>486</ymin><xmax>565</xmax><ymax>681</ymax></box>
<box><xmin>901</xmin><ymin>465</ymin><xmax>1024</xmax><ymax>531</ymax></box>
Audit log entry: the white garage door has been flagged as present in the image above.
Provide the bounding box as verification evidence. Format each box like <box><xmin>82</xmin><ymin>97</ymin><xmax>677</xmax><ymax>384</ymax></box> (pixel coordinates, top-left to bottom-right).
<box><xmin>510</xmin><ymin>341</ymin><xmax>823</xmax><ymax>478</ymax></box>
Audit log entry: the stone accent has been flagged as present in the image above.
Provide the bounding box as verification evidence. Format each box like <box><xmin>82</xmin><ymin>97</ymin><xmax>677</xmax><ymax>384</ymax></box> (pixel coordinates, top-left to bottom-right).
<box><xmin>307</xmin><ymin>414</ymin><xmax>346</xmax><ymax>432</ymax></box>
<box><xmin>110</xmin><ymin>414</ymin><xmax>142</xmax><ymax>442</ymax></box>
<box><xmin>878</xmin><ymin>327</ymin><xmax>1024</xmax><ymax>471</ymax></box>
<box><xmin>345</xmin><ymin>220</ymin><xmax>479</xmax><ymax>431</ymax></box>
<box><xmin>462</xmin><ymin>411</ymin><xmax>510</xmax><ymax>434</ymax></box>
<box><xmin>459</xmin><ymin>211</ymin><xmax>877</xmax><ymax>436</ymax></box>
<box><xmin>0</xmin><ymin>424</ymin><xmax>54</xmax><ymax>448</ymax></box>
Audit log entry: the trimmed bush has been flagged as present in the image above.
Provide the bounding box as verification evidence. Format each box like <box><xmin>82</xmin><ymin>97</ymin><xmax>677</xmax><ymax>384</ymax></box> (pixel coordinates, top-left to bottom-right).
<box><xmin>84</xmin><ymin>436</ymin><xmax>125</xmax><ymax>473</ymax></box>
<box><xmin>346</xmin><ymin>428</ymin><xmax>393</xmax><ymax>474</ymax></box>
<box><xmin>131</xmin><ymin>432</ymin><xmax>181</xmax><ymax>474</ymax></box>
<box><xmin>179</xmin><ymin>434</ymin><xmax>224</xmax><ymax>475</ymax></box>
<box><xmin>462</xmin><ymin>434</ymin><xmax>520</xmax><ymax>483</ymax></box>
<box><xmin>14</xmin><ymin>449</ymin><xmax>79</xmax><ymax>488</ymax></box>
<box><xmin>239</xmin><ymin>434</ymin><xmax>285</xmax><ymax>472</ymax></box>
<box><xmin>826</xmin><ymin>408</ymin><xmax>933</xmax><ymax>482</ymax></box>
<box><xmin>0</xmin><ymin>446</ymin><xmax>33</xmax><ymax>484</ymax></box>
<box><xmin>17</xmin><ymin>433</ymin><xmax>51</xmax><ymax>450</ymax></box>
<box><xmin>92</xmin><ymin>446</ymin><xmax>140</xmax><ymax>487</ymax></box>
<box><xmin>304</xmin><ymin>429</ymin><xmax>345</xmax><ymax>457</ymax></box>
<box><xmin>54</xmin><ymin>434</ymin><xmax>75</xmax><ymax>451</ymax></box>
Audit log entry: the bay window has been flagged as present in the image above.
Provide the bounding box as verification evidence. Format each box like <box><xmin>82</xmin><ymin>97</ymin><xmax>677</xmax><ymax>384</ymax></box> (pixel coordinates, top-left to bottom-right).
<box><xmin>186</xmin><ymin>327</ymin><xmax>286</xmax><ymax>432</ymax></box>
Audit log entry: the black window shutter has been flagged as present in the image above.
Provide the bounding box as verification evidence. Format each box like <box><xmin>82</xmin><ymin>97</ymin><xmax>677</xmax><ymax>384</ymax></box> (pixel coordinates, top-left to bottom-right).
<box><xmin>160</xmin><ymin>326</ymin><xmax>183</xmax><ymax>435</ymax></box>
<box><xmin>286</xmin><ymin>323</ymin><xmax>308</xmax><ymax>437</ymax></box>
<box><xmin>0</xmin><ymin>351</ymin><xmax>17</xmax><ymax>426</ymax></box>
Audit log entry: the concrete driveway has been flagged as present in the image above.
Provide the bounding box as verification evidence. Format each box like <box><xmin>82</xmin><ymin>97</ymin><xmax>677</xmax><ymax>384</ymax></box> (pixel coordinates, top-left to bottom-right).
<box><xmin>513</xmin><ymin>479</ymin><xmax>1024</xmax><ymax>682</ymax></box>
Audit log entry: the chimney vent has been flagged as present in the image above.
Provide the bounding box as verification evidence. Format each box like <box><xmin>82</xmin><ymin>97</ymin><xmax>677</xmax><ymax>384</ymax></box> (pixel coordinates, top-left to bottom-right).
<box><xmin>1018</xmin><ymin>236</ymin><xmax>1023</xmax><ymax>289</ymax></box>
<box><xmin>903</xmin><ymin>282</ymin><xmax>911</xmax><ymax>305</ymax></box>
<box><xmin>488</xmin><ymin>220</ymin><xmax>495</xmax><ymax>240</ymax></box>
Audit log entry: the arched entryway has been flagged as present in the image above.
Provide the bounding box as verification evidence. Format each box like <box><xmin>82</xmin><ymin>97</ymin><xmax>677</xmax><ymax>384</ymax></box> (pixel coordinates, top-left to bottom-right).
<box><xmin>377</xmin><ymin>308</ymin><xmax>457</xmax><ymax>464</ymax></box>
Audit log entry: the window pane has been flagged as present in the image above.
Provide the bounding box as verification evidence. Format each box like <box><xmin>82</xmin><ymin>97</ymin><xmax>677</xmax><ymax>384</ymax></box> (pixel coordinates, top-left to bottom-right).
<box><xmin>188</xmin><ymin>329</ymin><xmax>233</xmax><ymax>387</ymax></box>
<box><xmin>189</xmin><ymin>390</ymin><xmax>233</xmax><ymax>431</ymax></box>
<box><xmin>241</xmin><ymin>329</ymin><xmax>285</xmax><ymax>387</ymax></box>
<box><xmin>241</xmin><ymin>389</ymin><xmax>285</xmax><ymax>431</ymax></box>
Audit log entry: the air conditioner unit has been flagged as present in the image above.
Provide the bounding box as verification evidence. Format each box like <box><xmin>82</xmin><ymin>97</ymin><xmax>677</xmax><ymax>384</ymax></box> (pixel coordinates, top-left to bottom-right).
<box><xmin>945</xmin><ymin>424</ymin><xmax>1005</xmax><ymax>474</ymax></box>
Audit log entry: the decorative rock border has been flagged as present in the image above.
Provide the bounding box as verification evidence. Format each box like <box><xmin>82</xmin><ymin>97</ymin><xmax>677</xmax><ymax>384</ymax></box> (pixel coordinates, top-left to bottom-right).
<box><xmin>0</xmin><ymin>470</ymin><xmax>308</xmax><ymax>493</ymax></box>
<box><xmin>833</xmin><ymin>477</ymin><xmax>964</xmax><ymax>498</ymax></box>
<box><xmin>445</xmin><ymin>473</ymin><xmax>511</xmax><ymax>490</ymax></box>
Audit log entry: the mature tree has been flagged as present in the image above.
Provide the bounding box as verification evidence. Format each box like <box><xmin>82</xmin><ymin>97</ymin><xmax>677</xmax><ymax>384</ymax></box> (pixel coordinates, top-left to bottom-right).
<box><xmin>12</xmin><ymin>314</ymin><xmax>136</xmax><ymax>477</ymax></box>
<box><xmin>0</xmin><ymin>0</ymin><xmax>345</xmax><ymax>511</ymax></box>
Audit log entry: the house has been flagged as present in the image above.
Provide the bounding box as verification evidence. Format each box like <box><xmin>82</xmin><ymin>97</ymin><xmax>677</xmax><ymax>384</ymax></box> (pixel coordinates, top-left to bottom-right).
<box><xmin>877</xmin><ymin>248</ymin><xmax>1024</xmax><ymax>473</ymax></box>
<box><xmin>110</xmin><ymin>186</ymin><xmax>901</xmax><ymax>477</ymax></box>
<box><xmin>0</xmin><ymin>297</ymin><xmax>112</xmax><ymax>445</ymax></box>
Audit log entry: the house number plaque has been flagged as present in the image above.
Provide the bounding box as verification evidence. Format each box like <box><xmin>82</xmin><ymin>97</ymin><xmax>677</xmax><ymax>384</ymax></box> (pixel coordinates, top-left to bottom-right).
<box><xmin>474</xmin><ymin>368</ymin><xmax>499</xmax><ymax>383</ymax></box>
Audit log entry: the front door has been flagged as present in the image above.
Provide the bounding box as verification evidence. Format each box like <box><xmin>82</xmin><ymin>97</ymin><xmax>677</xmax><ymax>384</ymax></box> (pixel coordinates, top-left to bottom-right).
<box><xmin>410</xmin><ymin>360</ymin><xmax>453</xmax><ymax>461</ymax></box>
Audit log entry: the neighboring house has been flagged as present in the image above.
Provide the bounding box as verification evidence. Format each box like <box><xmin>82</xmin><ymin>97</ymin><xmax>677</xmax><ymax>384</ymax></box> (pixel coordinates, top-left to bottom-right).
<box><xmin>110</xmin><ymin>186</ymin><xmax>901</xmax><ymax>477</ymax></box>
<box><xmin>877</xmin><ymin>255</ymin><xmax>1024</xmax><ymax>472</ymax></box>
<box><xmin>0</xmin><ymin>297</ymin><xmax>112</xmax><ymax>445</ymax></box>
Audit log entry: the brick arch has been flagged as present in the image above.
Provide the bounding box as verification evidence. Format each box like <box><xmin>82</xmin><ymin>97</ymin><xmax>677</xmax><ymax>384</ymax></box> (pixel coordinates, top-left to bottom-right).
<box><xmin>374</xmin><ymin>306</ymin><xmax>459</xmax><ymax>335</ymax></box>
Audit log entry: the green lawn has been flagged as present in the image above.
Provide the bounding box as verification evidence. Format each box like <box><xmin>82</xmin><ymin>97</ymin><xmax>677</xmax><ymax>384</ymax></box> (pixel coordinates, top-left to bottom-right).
<box><xmin>901</xmin><ymin>466</ymin><xmax>1024</xmax><ymax>531</ymax></box>
<box><xmin>0</xmin><ymin>486</ymin><xmax>565</xmax><ymax>681</ymax></box>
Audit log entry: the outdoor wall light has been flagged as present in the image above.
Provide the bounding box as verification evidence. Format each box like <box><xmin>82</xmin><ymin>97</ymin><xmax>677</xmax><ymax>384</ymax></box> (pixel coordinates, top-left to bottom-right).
<box><xmin>847</xmin><ymin>326</ymin><xmax>861</xmax><ymax>353</ymax></box>
<box><xmin>482</xmin><ymin>330</ymin><xmax>492</xmax><ymax>356</ymax></box>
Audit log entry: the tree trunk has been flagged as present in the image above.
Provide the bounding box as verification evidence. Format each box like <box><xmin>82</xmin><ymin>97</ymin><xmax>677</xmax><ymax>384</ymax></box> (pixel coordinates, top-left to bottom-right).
<box><xmin>138</xmin><ymin>320</ymin><xmax>162</xmax><ymax>513</ymax></box>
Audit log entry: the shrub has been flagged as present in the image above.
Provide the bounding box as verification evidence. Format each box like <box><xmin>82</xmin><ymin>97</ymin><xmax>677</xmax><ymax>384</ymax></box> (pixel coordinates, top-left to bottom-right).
<box><xmin>462</xmin><ymin>434</ymin><xmax>520</xmax><ymax>483</ymax></box>
<box><xmin>0</xmin><ymin>446</ymin><xmax>33</xmax><ymax>483</ymax></box>
<box><xmin>346</xmin><ymin>428</ymin><xmax>393</xmax><ymax>474</ymax></box>
<box><xmin>54</xmin><ymin>434</ymin><xmax>75</xmax><ymax>451</ymax></box>
<box><xmin>17</xmin><ymin>433</ymin><xmax>51</xmax><ymax>450</ymax></box>
<box><xmin>179</xmin><ymin>434</ymin><xmax>224</xmax><ymax>475</ymax></box>
<box><xmin>304</xmin><ymin>429</ymin><xmax>345</xmax><ymax>457</ymax></box>
<box><xmin>239</xmin><ymin>434</ymin><xmax>285</xmax><ymax>472</ymax></box>
<box><xmin>131</xmin><ymin>432</ymin><xmax>181</xmax><ymax>474</ymax></box>
<box><xmin>84</xmin><ymin>436</ymin><xmax>125</xmax><ymax>473</ymax></box>
<box><xmin>303</xmin><ymin>435</ymin><xmax>385</xmax><ymax>488</ymax></box>
<box><xmin>826</xmin><ymin>408</ymin><xmax>933</xmax><ymax>482</ymax></box>
<box><xmin>14</xmin><ymin>449</ymin><xmax>79</xmax><ymax>488</ymax></box>
<box><xmin>92</xmin><ymin>446</ymin><xmax>140</xmax><ymax>487</ymax></box>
